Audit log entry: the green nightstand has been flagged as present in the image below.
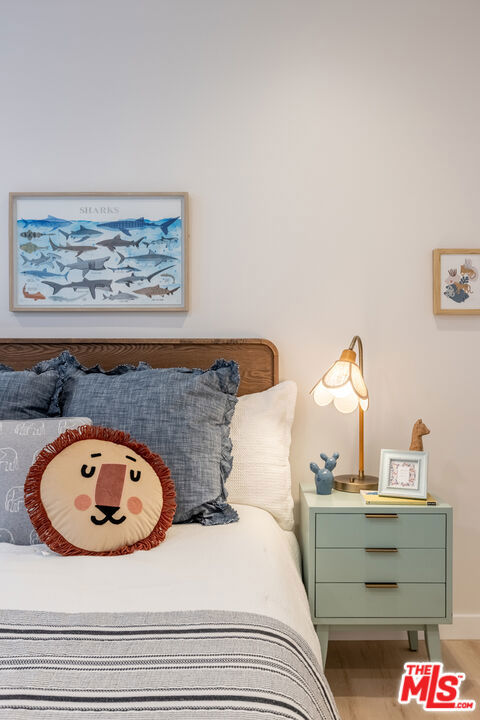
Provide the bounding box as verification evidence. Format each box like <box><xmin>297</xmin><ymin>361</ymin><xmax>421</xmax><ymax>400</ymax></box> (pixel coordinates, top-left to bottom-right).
<box><xmin>300</xmin><ymin>483</ymin><xmax>452</xmax><ymax>668</ymax></box>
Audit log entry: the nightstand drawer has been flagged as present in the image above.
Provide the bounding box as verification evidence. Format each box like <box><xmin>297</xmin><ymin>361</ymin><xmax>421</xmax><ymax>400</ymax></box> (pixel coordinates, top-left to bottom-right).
<box><xmin>315</xmin><ymin>582</ymin><xmax>446</xmax><ymax>618</ymax></box>
<box><xmin>315</xmin><ymin>512</ymin><xmax>445</xmax><ymax>548</ymax></box>
<box><xmin>315</xmin><ymin>548</ymin><xmax>445</xmax><ymax>582</ymax></box>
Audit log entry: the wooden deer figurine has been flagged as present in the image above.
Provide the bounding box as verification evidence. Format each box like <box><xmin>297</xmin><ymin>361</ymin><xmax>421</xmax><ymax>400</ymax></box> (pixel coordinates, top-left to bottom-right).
<box><xmin>410</xmin><ymin>419</ymin><xmax>430</xmax><ymax>451</ymax></box>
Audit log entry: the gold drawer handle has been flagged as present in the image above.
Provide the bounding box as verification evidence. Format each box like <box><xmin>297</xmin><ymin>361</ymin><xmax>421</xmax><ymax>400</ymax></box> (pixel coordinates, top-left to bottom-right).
<box><xmin>365</xmin><ymin>513</ymin><xmax>398</xmax><ymax>519</ymax></box>
<box><xmin>365</xmin><ymin>583</ymin><xmax>399</xmax><ymax>589</ymax></box>
<box><xmin>365</xmin><ymin>547</ymin><xmax>398</xmax><ymax>553</ymax></box>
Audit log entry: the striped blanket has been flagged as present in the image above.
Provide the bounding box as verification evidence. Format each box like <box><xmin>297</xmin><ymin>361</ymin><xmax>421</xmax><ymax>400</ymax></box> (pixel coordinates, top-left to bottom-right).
<box><xmin>0</xmin><ymin>609</ymin><xmax>339</xmax><ymax>719</ymax></box>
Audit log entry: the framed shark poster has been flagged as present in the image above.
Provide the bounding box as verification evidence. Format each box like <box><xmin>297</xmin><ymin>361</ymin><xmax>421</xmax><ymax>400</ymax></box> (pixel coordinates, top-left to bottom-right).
<box><xmin>9</xmin><ymin>192</ymin><xmax>188</xmax><ymax>311</ymax></box>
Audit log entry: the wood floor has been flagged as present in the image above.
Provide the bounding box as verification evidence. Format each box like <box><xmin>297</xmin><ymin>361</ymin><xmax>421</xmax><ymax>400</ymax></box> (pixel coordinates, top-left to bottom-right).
<box><xmin>325</xmin><ymin>639</ymin><xmax>480</xmax><ymax>719</ymax></box>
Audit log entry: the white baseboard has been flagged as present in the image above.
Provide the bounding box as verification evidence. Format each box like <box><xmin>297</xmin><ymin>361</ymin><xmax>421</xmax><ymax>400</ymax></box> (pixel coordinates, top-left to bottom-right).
<box><xmin>440</xmin><ymin>615</ymin><xmax>480</xmax><ymax>639</ymax></box>
<box><xmin>329</xmin><ymin>615</ymin><xmax>480</xmax><ymax>641</ymax></box>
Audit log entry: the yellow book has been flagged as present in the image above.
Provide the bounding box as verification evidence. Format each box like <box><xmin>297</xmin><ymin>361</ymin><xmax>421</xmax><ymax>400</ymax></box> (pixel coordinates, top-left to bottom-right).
<box><xmin>360</xmin><ymin>491</ymin><xmax>437</xmax><ymax>506</ymax></box>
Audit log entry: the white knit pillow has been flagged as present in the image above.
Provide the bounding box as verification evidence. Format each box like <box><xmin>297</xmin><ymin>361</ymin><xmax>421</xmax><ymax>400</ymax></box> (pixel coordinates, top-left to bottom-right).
<box><xmin>228</xmin><ymin>381</ymin><xmax>296</xmax><ymax>530</ymax></box>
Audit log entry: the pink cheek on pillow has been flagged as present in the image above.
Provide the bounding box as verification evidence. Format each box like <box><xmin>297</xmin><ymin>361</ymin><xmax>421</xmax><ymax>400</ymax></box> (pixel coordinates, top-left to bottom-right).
<box><xmin>74</xmin><ymin>494</ymin><xmax>92</xmax><ymax>511</ymax></box>
<box><xmin>127</xmin><ymin>497</ymin><xmax>143</xmax><ymax>515</ymax></box>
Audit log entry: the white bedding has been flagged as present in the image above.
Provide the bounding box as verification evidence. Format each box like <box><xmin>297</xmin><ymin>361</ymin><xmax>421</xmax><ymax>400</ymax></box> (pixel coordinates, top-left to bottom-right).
<box><xmin>0</xmin><ymin>504</ymin><xmax>320</xmax><ymax>660</ymax></box>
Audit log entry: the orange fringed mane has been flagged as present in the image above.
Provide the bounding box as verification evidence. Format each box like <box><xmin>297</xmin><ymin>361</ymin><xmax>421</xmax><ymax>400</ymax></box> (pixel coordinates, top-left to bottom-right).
<box><xmin>24</xmin><ymin>425</ymin><xmax>176</xmax><ymax>556</ymax></box>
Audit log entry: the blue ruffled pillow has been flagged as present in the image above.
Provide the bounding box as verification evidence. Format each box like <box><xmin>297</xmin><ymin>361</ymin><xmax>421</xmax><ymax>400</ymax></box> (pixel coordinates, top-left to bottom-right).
<box><xmin>48</xmin><ymin>351</ymin><xmax>239</xmax><ymax>525</ymax></box>
<box><xmin>0</xmin><ymin>363</ymin><xmax>60</xmax><ymax>419</ymax></box>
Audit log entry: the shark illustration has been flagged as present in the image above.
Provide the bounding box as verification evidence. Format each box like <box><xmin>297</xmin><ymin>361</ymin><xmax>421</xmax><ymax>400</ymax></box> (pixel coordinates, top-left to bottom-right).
<box><xmin>22</xmin><ymin>252</ymin><xmax>57</xmax><ymax>267</ymax></box>
<box><xmin>56</xmin><ymin>256</ymin><xmax>110</xmax><ymax>278</ymax></box>
<box><xmin>158</xmin><ymin>217</ymin><xmax>180</xmax><ymax>235</ymax></box>
<box><xmin>114</xmin><ymin>266</ymin><xmax>171</xmax><ymax>288</ymax></box>
<box><xmin>20</xmin><ymin>241</ymin><xmax>47</xmax><ymax>254</ymax></box>
<box><xmin>22</xmin><ymin>285</ymin><xmax>46</xmax><ymax>301</ymax></box>
<box><xmin>42</xmin><ymin>278</ymin><xmax>113</xmax><ymax>299</ymax></box>
<box><xmin>117</xmin><ymin>250</ymin><xmax>177</xmax><ymax>267</ymax></box>
<box><xmin>96</xmin><ymin>234</ymin><xmax>146</xmax><ymax>253</ymax></box>
<box><xmin>107</xmin><ymin>263</ymin><xmax>141</xmax><ymax>273</ymax></box>
<box><xmin>19</xmin><ymin>215</ymin><xmax>70</xmax><ymax>229</ymax></box>
<box><xmin>163</xmin><ymin>236</ymin><xmax>179</xmax><ymax>250</ymax></box>
<box><xmin>133</xmin><ymin>285</ymin><xmax>180</xmax><ymax>299</ymax></box>
<box><xmin>49</xmin><ymin>238</ymin><xmax>99</xmax><ymax>257</ymax></box>
<box><xmin>146</xmin><ymin>235</ymin><xmax>178</xmax><ymax>250</ymax></box>
<box><xmin>59</xmin><ymin>225</ymin><xmax>103</xmax><ymax>241</ymax></box>
<box><xmin>49</xmin><ymin>292</ymin><xmax>90</xmax><ymax>302</ymax></box>
<box><xmin>20</xmin><ymin>230</ymin><xmax>54</xmax><ymax>240</ymax></box>
<box><xmin>103</xmin><ymin>291</ymin><xmax>138</xmax><ymax>301</ymax></box>
<box><xmin>21</xmin><ymin>268</ymin><xmax>67</xmax><ymax>279</ymax></box>
<box><xmin>96</xmin><ymin>217</ymin><xmax>160</xmax><ymax>237</ymax></box>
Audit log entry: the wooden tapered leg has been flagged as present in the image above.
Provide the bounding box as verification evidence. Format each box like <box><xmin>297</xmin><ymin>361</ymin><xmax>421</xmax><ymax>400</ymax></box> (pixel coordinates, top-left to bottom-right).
<box><xmin>407</xmin><ymin>630</ymin><xmax>418</xmax><ymax>651</ymax></box>
<box><xmin>424</xmin><ymin>624</ymin><xmax>442</xmax><ymax>661</ymax></box>
<box><xmin>316</xmin><ymin>625</ymin><xmax>329</xmax><ymax>669</ymax></box>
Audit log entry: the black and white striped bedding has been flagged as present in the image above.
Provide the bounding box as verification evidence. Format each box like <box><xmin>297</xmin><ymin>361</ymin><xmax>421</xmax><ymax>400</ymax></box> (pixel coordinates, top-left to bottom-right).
<box><xmin>0</xmin><ymin>609</ymin><xmax>339</xmax><ymax>719</ymax></box>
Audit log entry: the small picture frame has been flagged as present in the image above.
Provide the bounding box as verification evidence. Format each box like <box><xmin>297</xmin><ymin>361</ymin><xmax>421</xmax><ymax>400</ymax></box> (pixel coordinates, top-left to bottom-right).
<box><xmin>433</xmin><ymin>248</ymin><xmax>480</xmax><ymax>315</ymax></box>
<box><xmin>378</xmin><ymin>449</ymin><xmax>428</xmax><ymax>500</ymax></box>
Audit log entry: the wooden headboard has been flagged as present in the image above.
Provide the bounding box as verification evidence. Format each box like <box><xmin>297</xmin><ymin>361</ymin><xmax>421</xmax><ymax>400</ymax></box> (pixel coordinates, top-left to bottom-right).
<box><xmin>0</xmin><ymin>338</ymin><xmax>278</xmax><ymax>396</ymax></box>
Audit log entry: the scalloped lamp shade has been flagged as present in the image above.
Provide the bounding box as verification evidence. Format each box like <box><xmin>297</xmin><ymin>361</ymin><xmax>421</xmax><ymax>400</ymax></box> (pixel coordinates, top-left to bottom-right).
<box><xmin>312</xmin><ymin>349</ymin><xmax>369</xmax><ymax>414</ymax></box>
<box><xmin>310</xmin><ymin>338</ymin><xmax>377</xmax><ymax>493</ymax></box>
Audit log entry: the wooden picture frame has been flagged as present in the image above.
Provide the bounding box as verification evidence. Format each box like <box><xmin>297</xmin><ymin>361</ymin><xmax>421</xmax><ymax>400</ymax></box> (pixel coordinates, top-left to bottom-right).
<box><xmin>433</xmin><ymin>248</ymin><xmax>480</xmax><ymax>315</ymax></box>
<box><xmin>9</xmin><ymin>192</ymin><xmax>189</xmax><ymax>312</ymax></box>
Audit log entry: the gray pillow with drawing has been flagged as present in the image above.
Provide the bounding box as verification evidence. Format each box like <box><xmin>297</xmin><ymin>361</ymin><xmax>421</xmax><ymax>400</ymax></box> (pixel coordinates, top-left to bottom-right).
<box><xmin>0</xmin><ymin>417</ymin><xmax>91</xmax><ymax>545</ymax></box>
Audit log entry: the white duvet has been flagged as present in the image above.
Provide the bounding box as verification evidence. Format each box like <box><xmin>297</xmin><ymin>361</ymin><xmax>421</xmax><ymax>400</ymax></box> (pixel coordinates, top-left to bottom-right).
<box><xmin>0</xmin><ymin>504</ymin><xmax>320</xmax><ymax>660</ymax></box>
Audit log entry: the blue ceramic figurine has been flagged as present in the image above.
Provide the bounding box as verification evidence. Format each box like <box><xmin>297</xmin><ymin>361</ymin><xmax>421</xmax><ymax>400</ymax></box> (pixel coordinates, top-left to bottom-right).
<box><xmin>310</xmin><ymin>452</ymin><xmax>340</xmax><ymax>495</ymax></box>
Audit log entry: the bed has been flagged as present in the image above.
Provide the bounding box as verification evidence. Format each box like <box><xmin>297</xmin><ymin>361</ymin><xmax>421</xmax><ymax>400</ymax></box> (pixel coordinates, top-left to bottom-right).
<box><xmin>0</xmin><ymin>338</ymin><xmax>339</xmax><ymax>719</ymax></box>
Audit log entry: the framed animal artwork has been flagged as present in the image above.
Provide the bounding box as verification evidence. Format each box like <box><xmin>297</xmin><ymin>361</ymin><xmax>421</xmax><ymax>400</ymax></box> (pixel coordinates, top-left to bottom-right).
<box><xmin>433</xmin><ymin>248</ymin><xmax>480</xmax><ymax>315</ymax></box>
<box><xmin>9</xmin><ymin>192</ymin><xmax>188</xmax><ymax>311</ymax></box>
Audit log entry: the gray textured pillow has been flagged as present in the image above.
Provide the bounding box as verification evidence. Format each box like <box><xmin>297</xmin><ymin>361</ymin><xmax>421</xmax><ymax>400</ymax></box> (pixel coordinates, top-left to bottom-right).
<box><xmin>0</xmin><ymin>363</ymin><xmax>60</xmax><ymax>419</ymax></box>
<box><xmin>51</xmin><ymin>351</ymin><xmax>240</xmax><ymax>525</ymax></box>
<box><xmin>0</xmin><ymin>417</ymin><xmax>92</xmax><ymax>544</ymax></box>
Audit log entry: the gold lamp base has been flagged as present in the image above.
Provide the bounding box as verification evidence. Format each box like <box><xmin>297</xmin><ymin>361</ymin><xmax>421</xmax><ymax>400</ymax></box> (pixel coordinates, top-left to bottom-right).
<box><xmin>334</xmin><ymin>474</ymin><xmax>378</xmax><ymax>493</ymax></box>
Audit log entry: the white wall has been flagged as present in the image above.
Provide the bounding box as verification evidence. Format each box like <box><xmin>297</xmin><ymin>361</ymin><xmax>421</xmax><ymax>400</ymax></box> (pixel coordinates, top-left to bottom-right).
<box><xmin>1</xmin><ymin>0</ymin><xmax>479</xmax><ymax>636</ymax></box>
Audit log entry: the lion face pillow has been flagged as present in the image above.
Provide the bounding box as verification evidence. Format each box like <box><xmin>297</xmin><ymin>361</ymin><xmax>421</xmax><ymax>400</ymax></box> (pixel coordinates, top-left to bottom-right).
<box><xmin>24</xmin><ymin>425</ymin><xmax>176</xmax><ymax>556</ymax></box>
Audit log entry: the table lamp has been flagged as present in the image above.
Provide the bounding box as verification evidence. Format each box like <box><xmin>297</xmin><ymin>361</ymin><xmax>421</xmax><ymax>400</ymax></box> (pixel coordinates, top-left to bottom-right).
<box><xmin>310</xmin><ymin>335</ymin><xmax>378</xmax><ymax>492</ymax></box>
